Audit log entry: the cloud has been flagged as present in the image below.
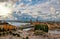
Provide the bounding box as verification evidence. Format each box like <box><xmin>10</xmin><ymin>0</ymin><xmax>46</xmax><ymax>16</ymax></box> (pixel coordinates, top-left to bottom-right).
<box><xmin>0</xmin><ymin>0</ymin><xmax>60</xmax><ymax>22</ymax></box>
<box><xmin>9</xmin><ymin>0</ymin><xmax>59</xmax><ymax>21</ymax></box>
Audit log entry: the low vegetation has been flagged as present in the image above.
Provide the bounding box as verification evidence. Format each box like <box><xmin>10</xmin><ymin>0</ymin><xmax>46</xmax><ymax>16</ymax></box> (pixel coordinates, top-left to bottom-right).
<box><xmin>34</xmin><ymin>24</ymin><xmax>49</xmax><ymax>35</ymax></box>
<box><xmin>34</xmin><ymin>24</ymin><xmax>48</xmax><ymax>32</ymax></box>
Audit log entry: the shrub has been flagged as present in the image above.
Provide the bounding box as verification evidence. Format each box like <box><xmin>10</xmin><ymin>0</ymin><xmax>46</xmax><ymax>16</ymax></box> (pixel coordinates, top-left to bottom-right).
<box><xmin>26</xmin><ymin>36</ymin><xmax>29</xmax><ymax>39</ymax></box>
<box><xmin>16</xmin><ymin>34</ymin><xmax>20</xmax><ymax>37</ymax></box>
<box><xmin>3</xmin><ymin>28</ymin><xmax>5</xmax><ymax>32</ymax></box>
<box><xmin>9</xmin><ymin>31</ymin><xmax>12</xmax><ymax>35</ymax></box>
<box><xmin>34</xmin><ymin>24</ymin><xmax>48</xmax><ymax>32</ymax></box>
<box><xmin>17</xmin><ymin>34</ymin><xmax>20</xmax><ymax>37</ymax></box>
<box><xmin>23</xmin><ymin>38</ymin><xmax>25</xmax><ymax>39</ymax></box>
<box><xmin>0</xmin><ymin>32</ymin><xmax>3</xmax><ymax>36</ymax></box>
<box><xmin>12</xmin><ymin>33</ymin><xmax>16</xmax><ymax>36</ymax></box>
<box><xmin>0</xmin><ymin>34</ymin><xmax>1</xmax><ymax>36</ymax></box>
<box><xmin>12</xmin><ymin>28</ymin><xmax>16</xmax><ymax>31</ymax></box>
<box><xmin>43</xmin><ymin>25</ymin><xmax>48</xmax><ymax>32</ymax></box>
<box><xmin>3</xmin><ymin>32</ymin><xmax>6</xmax><ymax>36</ymax></box>
<box><xmin>0</xmin><ymin>28</ymin><xmax>2</xmax><ymax>32</ymax></box>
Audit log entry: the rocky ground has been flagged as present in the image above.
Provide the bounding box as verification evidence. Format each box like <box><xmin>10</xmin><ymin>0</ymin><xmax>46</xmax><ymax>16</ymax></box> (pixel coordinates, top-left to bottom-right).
<box><xmin>0</xmin><ymin>30</ymin><xmax>60</xmax><ymax>39</ymax></box>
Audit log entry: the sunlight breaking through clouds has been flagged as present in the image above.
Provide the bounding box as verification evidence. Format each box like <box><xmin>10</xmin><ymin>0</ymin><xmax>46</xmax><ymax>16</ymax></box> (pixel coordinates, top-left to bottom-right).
<box><xmin>0</xmin><ymin>2</ymin><xmax>13</xmax><ymax>19</ymax></box>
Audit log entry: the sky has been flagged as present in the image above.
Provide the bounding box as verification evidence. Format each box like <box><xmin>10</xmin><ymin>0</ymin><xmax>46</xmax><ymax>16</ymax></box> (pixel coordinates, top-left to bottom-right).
<box><xmin>0</xmin><ymin>0</ymin><xmax>60</xmax><ymax>22</ymax></box>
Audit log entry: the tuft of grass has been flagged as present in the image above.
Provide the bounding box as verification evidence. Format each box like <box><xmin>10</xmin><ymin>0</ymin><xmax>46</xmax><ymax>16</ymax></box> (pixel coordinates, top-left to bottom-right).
<box><xmin>34</xmin><ymin>30</ymin><xmax>46</xmax><ymax>35</ymax></box>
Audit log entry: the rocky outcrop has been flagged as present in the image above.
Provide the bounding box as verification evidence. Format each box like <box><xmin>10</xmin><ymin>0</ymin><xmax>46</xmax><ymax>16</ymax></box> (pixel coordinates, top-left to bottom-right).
<box><xmin>0</xmin><ymin>22</ymin><xmax>17</xmax><ymax>31</ymax></box>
